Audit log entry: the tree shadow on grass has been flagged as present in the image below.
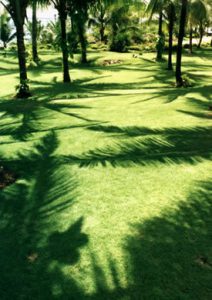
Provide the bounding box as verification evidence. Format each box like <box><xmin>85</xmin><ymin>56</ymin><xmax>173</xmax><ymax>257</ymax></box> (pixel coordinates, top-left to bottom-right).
<box><xmin>124</xmin><ymin>180</ymin><xmax>212</xmax><ymax>300</ymax></box>
<box><xmin>177</xmin><ymin>97</ymin><xmax>212</xmax><ymax>119</ymax></box>
<box><xmin>81</xmin><ymin>179</ymin><xmax>212</xmax><ymax>300</ymax></box>
<box><xmin>0</xmin><ymin>98</ymin><xmax>97</xmax><ymax>141</ymax></box>
<box><xmin>0</xmin><ymin>131</ymin><xmax>89</xmax><ymax>300</ymax></box>
<box><xmin>132</xmin><ymin>84</ymin><xmax>212</xmax><ymax>104</ymax></box>
<box><xmin>62</xmin><ymin>126</ymin><xmax>212</xmax><ymax>167</ymax></box>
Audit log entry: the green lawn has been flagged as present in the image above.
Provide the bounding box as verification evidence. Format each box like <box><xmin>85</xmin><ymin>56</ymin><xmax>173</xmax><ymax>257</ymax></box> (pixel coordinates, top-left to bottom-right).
<box><xmin>0</xmin><ymin>48</ymin><xmax>211</xmax><ymax>300</ymax></box>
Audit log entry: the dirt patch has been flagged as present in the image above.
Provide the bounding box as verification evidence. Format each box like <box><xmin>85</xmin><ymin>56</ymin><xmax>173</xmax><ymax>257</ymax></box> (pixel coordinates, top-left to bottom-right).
<box><xmin>0</xmin><ymin>166</ymin><xmax>17</xmax><ymax>189</ymax></box>
<box><xmin>102</xmin><ymin>59</ymin><xmax>123</xmax><ymax>66</ymax></box>
<box><xmin>195</xmin><ymin>256</ymin><xmax>212</xmax><ymax>269</ymax></box>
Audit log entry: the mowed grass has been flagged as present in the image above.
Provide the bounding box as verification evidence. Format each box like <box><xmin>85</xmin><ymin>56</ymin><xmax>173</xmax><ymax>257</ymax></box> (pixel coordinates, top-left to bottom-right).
<box><xmin>0</xmin><ymin>48</ymin><xmax>212</xmax><ymax>300</ymax></box>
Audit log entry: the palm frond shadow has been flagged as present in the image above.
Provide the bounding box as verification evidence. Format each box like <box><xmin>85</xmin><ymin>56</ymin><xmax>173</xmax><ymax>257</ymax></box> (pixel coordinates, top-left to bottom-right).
<box><xmin>0</xmin><ymin>131</ymin><xmax>89</xmax><ymax>299</ymax></box>
<box><xmin>0</xmin><ymin>98</ymin><xmax>97</xmax><ymax>141</ymax></box>
<box><xmin>62</xmin><ymin>126</ymin><xmax>212</xmax><ymax>167</ymax></box>
<box><xmin>176</xmin><ymin>96</ymin><xmax>212</xmax><ymax>119</ymax></box>
<box><xmin>47</xmin><ymin>180</ymin><xmax>211</xmax><ymax>300</ymax></box>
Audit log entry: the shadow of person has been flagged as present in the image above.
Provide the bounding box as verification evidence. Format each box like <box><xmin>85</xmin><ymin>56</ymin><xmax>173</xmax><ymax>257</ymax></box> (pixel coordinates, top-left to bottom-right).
<box><xmin>25</xmin><ymin>217</ymin><xmax>89</xmax><ymax>300</ymax></box>
<box><xmin>48</xmin><ymin>217</ymin><xmax>88</xmax><ymax>265</ymax></box>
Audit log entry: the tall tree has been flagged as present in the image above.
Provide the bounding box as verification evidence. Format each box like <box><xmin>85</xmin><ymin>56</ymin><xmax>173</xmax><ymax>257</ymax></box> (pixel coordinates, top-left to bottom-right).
<box><xmin>166</xmin><ymin>2</ymin><xmax>176</xmax><ymax>70</ymax></box>
<box><xmin>1</xmin><ymin>0</ymin><xmax>31</xmax><ymax>97</ymax></box>
<box><xmin>175</xmin><ymin>0</ymin><xmax>188</xmax><ymax>87</ymax></box>
<box><xmin>50</xmin><ymin>0</ymin><xmax>71</xmax><ymax>82</ymax></box>
<box><xmin>146</xmin><ymin>0</ymin><xmax>177</xmax><ymax>68</ymax></box>
<box><xmin>188</xmin><ymin>0</ymin><xmax>208</xmax><ymax>53</ymax></box>
<box><xmin>0</xmin><ymin>10</ymin><xmax>16</xmax><ymax>54</ymax></box>
<box><xmin>146</xmin><ymin>0</ymin><xmax>165</xmax><ymax>61</ymax></box>
<box><xmin>68</xmin><ymin>0</ymin><xmax>97</xmax><ymax>64</ymax></box>
<box><xmin>31</xmin><ymin>0</ymin><xmax>39</xmax><ymax>62</ymax></box>
<box><xmin>89</xmin><ymin>0</ymin><xmax>111</xmax><ymax>43</ymax></box>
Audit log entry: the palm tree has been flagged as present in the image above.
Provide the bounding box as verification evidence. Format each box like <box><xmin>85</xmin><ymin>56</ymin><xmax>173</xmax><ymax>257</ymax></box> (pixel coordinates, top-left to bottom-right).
<box><xmin>188</xmin><ymin>0</ymin><xmax>208</xmax><ymax>53</ymax></box>
<box><xmin>196</xmin><ymin>0</ymin><xmax>209</xmax><ymax>48</ymax></box>
<box><xmin>146</xmin><ymin>0</ymin><xmax>165</xmax><ymax>61</ymax></box>
<box><xmin>0</xmin><ymin>10</ymin><xmax>16</xmax><ymax>55</ymax></box>
<box><xmin>175</xmin><ymin>0</ymin><xmax>188</xmax><ymax>87</ymax></box>
<box><xmin>68</xmin><ymin>0</ymin><xmax>97</xmax><ymax>64</ymax></box>
<box><xmin>1</xmin><ymin>0</ymin><xmax>31</xmax><ymax>97</ymax></box>
<box><xmin>49</xmin><ymin>0</ymin><xmax>71</xmax><ymax>82</ymax></box>
<box><xmin>146</xmin><ymin>0</ymin><xmax>177</xmax><ymax>68</ymax></box>
<box><xmin>166</xmin><ymin>1</ymin><xmax>176</xmax><ymax>70</ymax></box>
<box><xmin>69</xmin><ymin>1</ymin><xmax>88</xmax><ymax>63</ymax></box>
<box><xmin>31</xmin><ymin>0</ymin><xmax>39</xmax><ymax>63</ymax></box>
<box><xmin>89</xmin><ymin>0</ymin><xmax>111</xmax><ymax>43</ymax></box>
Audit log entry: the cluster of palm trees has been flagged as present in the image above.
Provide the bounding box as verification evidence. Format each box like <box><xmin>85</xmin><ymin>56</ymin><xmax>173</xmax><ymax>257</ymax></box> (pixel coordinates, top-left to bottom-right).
<box><xmin>0</xmin><ymin>0</ymin><xmax>96</xmax><ymax>96</ymax></box>
<box><xmin>0</xmin><ymin>0</ymin><xmax>211</xmax><ymax>97</ymax></box>
<box><xmin>147</xmin><ymin>0</ymin><xmax>211</xmax><ymax>86</ymax></box>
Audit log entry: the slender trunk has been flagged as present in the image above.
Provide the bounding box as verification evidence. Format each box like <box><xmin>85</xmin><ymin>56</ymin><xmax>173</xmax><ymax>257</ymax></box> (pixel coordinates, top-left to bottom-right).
<box><xmin>156</xmin><ymin>11</ymin><xmax>163</xmax><ymax>61</ymax></box>
<box><xmin>197</xmin><ymin>22</ymin><xmax>204</xmax><ymax>48</ymax></box>
<box><xmin>168</xmin><ymin>5</ymin><xmax>174</xmax><ymax>70</ymax></box>
<box><xmin>3</xmin><ymin>42</ymin><xmax>7</xmax><ymax>57</ymax></box>
<box><xmin>16</xmin><ymin>24</ymin><xmax>27</xmax><ymax>81</ymax></box>
<box><xmin>158</xmin><ymin>11</ymin><xmax>163</xmax><ymax>36</ymax></box>
<box><xmin>189</xmin><ymin>24</ymin><xmax>193</xmax><ymax>53</ymax></box>
<box><xmin>78</xmin><ymin>20</ymin><xmax>87</xmax><ymax>63</ymax></box>
<box><xmin>32</xmin><ymin>0</ymin><xmax>39</xmax><ymax>63</ymax></box>
<box><xmin>59</xmin><ymin>13</ymin><xmax>71</xmax><ymax>83</ymax></box>
<box><xmin>100</xmin><ymin>22</ymin><xmax>105</xmax><ymax>43</ymax></box>
<box><xmin>99</xmin><ymin>5</ymin><xmax>105</xmax><ymax>43</ymax></box>
<box><xmin>176</xmin><ymin>0</ymin><xmax>188</xmax><ymax>87</ymax></box>
<box><xmin>16</xmin><ymin>23</ymin><xmax>31</xmax><ymax>97</ymax></box>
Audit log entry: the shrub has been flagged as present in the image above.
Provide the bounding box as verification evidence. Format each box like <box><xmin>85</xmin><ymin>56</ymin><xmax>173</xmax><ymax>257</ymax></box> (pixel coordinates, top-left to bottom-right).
<box><xmin>110</xmin><ymin>32</ymin><xmax>131</xmax><ymax>53</ymax></box>
<box><xmin>127</xmin><ymin>45</ymin><xmax>142</xmax><ymax>51</ymax></box>
<box><xmin>182</xmin><ymin>74</ymin><xmax>194</xmax><ymax>87</ymax></box>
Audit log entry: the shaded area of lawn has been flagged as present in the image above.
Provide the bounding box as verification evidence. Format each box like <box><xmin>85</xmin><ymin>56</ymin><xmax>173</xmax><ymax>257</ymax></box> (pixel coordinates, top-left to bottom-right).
<box><xmin>0</xmin><ymin>132</ymin><xmax>88</xmax><ymax>300</ymax></box>
<box><xmin>62</xmin><ymin>125</ymin><xmax>212</xmax><ymax>167</ymax></box>
<box><xmin>123</xmin><ymin>180</ymin><xmax>212</xmax><ymax>300</ymax></box>
<box><xmin>0</xmin><ymin>98</ymin><xmax>98</xmax><ymax>141</ymax></box>
<box><xmin>0</xmin><ymin>49</ymin><xmax>211</xmax><ymax>299</ymax></box>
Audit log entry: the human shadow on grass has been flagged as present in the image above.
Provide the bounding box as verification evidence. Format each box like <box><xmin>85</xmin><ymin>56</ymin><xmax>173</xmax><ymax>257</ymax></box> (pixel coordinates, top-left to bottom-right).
<box><xmin>123</xmin><ymin>180</ymin><xmax>212</xmax><ymax>300</ymax></box>
<box><xmin>0</xmin><ymin>131</ymin><xmax>89</xmax><ymax>300</ymax></box>
<box><xmin>61</xmin><ymin>126</ymin><xmax>212</xmax><ymax>167</ymax></box>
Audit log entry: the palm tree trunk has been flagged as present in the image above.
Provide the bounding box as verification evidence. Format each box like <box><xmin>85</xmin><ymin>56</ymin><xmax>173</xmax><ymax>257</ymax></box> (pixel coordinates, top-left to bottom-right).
<box><xmin>99</xmin><ymin>6</ymin><xmax>105</xmax><ymax>43</ymax></box>
<box><xmin>16</xmin><ymin>22</ymin><xmax>31</xmax><ymax>97</ymax></box>
<box><xmin>3</xmin><ymin>41</ymin><xmax>7</xmax><ymax>57</ymax></box>
<box><xmin>168</xmin><ymin>4</ymin><xmax>174</xmax><ymax>70</ymax></box>
<box><xmin>156</xmin><ymin>11</ymin><xmax>163</xmax><ymax>61</ymax></box>
<box><xmin>32</xmin><ymin>0</ymin><xmax>39</xmax><ymax>63</ymax></box>
<box><xmin>100</xmin><ymin>23</ymin><xmax>105</xmax><ymax>43</ymax></box>
<box><xmin>189</xmin><ymin>24</ymin><xmax>193</xmax><ymax>54</ymax></box>
<box><xmin>16</xmin><ymin>25</ymin><xmax>27</xmax><ymax>81</ymax></box>
<box><xmin>176</xmin><ymin>0</ymin><xmax>188</xmax><ymax>87</ymax></box>
<box><xmin>78</xmin><ymin>22</ymin><xmax>87</xmax><ymax>63</ymax></box>
<box><xmin>197</xmin><ymin>22</ymin><xmax>204</xmax><ymax>48</ymax></box>
<box><xmin>59</xmin><ymin>14</ymin><xmax>71</xmax><ymax>83</ymax></box>
<box><xmin>13</xmin><ymin>0</ymin><xmax>30</xmax><ymax>97</ymax></box>
<box><xmin>158</xmin><ymin>11</ymin><xmax>163</xmax><ymax>36</ymax></box>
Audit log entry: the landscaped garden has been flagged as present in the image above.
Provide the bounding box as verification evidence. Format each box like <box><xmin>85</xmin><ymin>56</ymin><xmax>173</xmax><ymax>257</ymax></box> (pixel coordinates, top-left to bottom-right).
<box><xmin>0</xmin><ymin>47</ymin><xmax>211</xmax><ymax>299</ymax></box>
<box><xmin>0</xmin><ymin>0</ymin><xmax>212</xmax><ymax>299</ymax></box>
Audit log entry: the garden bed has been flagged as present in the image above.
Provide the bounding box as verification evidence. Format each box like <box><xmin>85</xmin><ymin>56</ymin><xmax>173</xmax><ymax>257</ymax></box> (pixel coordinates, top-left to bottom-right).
<box><xmin>0</xmin><ymin>166</ymin><xmax>17</xmax><ymax>189</ymax></box>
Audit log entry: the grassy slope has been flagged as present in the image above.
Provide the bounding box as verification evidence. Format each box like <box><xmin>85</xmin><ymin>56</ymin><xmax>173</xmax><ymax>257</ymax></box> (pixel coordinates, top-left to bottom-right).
<box><xmin>0</xmin><ymin>49</ymin><xmax>211</xmax><ymax>300</ymax></box>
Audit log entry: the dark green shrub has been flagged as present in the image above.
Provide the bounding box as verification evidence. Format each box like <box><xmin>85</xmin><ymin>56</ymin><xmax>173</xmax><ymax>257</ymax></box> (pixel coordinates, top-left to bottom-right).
<box><xmin>110</xmin><ymin>32</ymin><xmax>131</xmax><ymax>52</ymax></box>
